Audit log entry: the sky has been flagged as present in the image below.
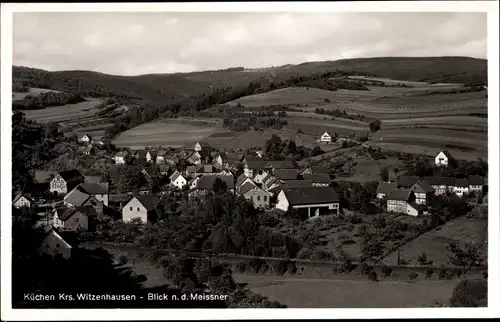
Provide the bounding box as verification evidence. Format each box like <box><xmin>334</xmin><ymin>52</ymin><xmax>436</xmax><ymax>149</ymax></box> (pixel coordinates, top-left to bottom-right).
<box><xmin>12</xmin><ymin>12</ymin><xmax>487</xmax><ymax>76</ymax></box>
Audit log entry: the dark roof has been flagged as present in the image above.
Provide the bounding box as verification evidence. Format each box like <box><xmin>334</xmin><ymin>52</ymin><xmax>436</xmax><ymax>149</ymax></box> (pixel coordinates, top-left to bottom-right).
<box><xmin>201</xmin><ymin>165</ymin><xmax>214</xmax><ymax>173</ymax></box>
<box><xmin>236</xmin><ymin>174</ymin><xmax>252</xmax><ymax>187</ymax></box>
<box><xmin>56</xmin><ymin>206</ymin><xmax>96</xmax><ymax>222</ymax></box>
<box><xmin>376</xmin><ymin>182</ymin><xmax>399</xmax><ymax>194</ymax></box>
<box><xmin>239</xmin><ymin>182</ymin><xmax>257</xmax><ymax>195</ymax></box>
<box><xmin>468</xmin><ymin>175</ymin><xmax>485</xmax><ymax>186</ymax></box>
<box><xmin>411</xmin><ymin>181</ymin><xmax>434</xmax><ymax>194</ymax></box>
<box><xmin>197</xmin><ymin>175</ymin><xmax>235</xmax><ymax>190</ymax></box>
<box><xmin>309</xmin><ymin>166</ymin><xmax>330</xmax><ymax>174</ymax></box>
<box><xmin>454</xmin><ymin>178</ymin><xmax>469</xmax><ymax>187</ymax></box>
<box><xmin>157</xmin><ymin>149</ymin><xmax>169</xmax><ymax>157</ymax></box>
<box><xmin>267</xmin><ymin>160</ymin><xmax>295</xmax><ymax>169</ymax></box>
<box><xmin>421</xmin><ymin>176</ymin><xmax>455</xmax><ymax>186</ymax></box>
<box><xmin>158</xmin><ymin>165</ymin><xmax>171</xmax><ymax>173</ymax></box>
<box><xmin>439</xmin><ymin>150</ymin><xmax>455</xmax><ymax>161</ymax></box>
<box><xmin>303</xmin><ymin>173</ymin><xmax>331</xmax><ymax>184</ymax></box>
<box><xmin>186</xmin><ymin>165</ymin><xmax>202</xmax><ymax>173</ymax></box>
<box><xmin>131</xmin><ymin>194</ymin><xmax>158</xmax><ymax>211</ymax></box>
<box><xmin>387</xmin><ymin>189</ymin><xmax>413</xmax><ymax>201</ymax></box>
<box><xmin>274</xmin><ymin>169</ymin><xmax>299</xmax><ymax>181</ymax></box>
<box><xmin>283</xmin><ymin>180</ymin><xmax>314</xmax><ymax>189</ymax></box>
<box><xmin>78</xmin><ymin>182</ymin><xmax>109</xmax><ymax>195</ymax></box>
<box><xmin>64</xmin><ymin>189</ymin><xmax>91</xmax><ymax>207</ymax></box>
<box><xmin>170</xmin><ymin>171</ymin><xmax>184</xmax><ymax>182</ymax></box>
<box><xmin>398</xmin><ymin>176</ymin><xmax>419</xmax><ymax>188</ymax></box>
<box><xmin>84</xmin><ymin>175</ymin><xmax>102</xmax><ymax>184</ymax></box>
<box><xmin>133</xmin><ymin>150</ymin><xmax>146</xmax><ymax>159</ymax></box>
<box><xmin>58</xmin><ymin>169</ymin><xmax>84</xmax><ymax>182</ymax></box>
<box><xmin>282</xmin><ymin>187</ymin><xmax>339</xmax><ymax>206</ymax></box>
<box><xmin>245</xmin><ymin>160</ymin><xmax>268</xmax><ymax>170</ymax></box>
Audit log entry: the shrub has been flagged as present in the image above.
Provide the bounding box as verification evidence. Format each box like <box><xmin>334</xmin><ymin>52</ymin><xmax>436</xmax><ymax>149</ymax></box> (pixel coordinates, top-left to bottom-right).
<box><xmin>270</xmin><ymin>261</ymin><xmax>290</xmax><ymax>276</ymax></box>
<box><xmin>425</xmin><ymin>267</ymin><xmax>434</xmax><ymax>278</ymax></box>
<box><xmin>246</xmin><ymin>258</ymin><xmax>266</xmax><ymax>273</ymax></box>
<box><xmin>382</xmin><ymin>265</ymin><xmax>393</xmax><ymax>277</ymax></box>
<box><xmin>409</xmin><ymin>272</ymin><xmax>419</xmax><ymax>280</ymax></box>
<box><xmin>450</xmin><ymin>279</ymin><xmax>487</xmax><ymax>307</ymax></box>
<box><xmin>117</xmin><ymin>255</ymin><xmax>128</xmax><ymax>265</ymax></box>
<box><xmin>337</xmin><ymin>259</ymin><xmax>355</xmax><ymax>274</ymax></box>
<box><xmin>361</xmin><ymin>263</ymin><xmax>373</xmax><ymax>276</ymax></box>
<box><xmin>368</xmin><ymin>270</ymin><xmax>378</xmax><ymax>282</ymax></box>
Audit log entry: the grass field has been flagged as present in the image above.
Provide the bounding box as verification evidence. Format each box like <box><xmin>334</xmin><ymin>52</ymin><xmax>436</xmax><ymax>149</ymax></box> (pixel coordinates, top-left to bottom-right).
<box><xmin>113</xmin><ymin>119</ymin><xmax>224</xmax><ymax>149</ymax></box>
<box><xmin>234</xmin><ymin>273</ymin><xmax>459</xmax><ymax>308</ymax></box>
<box><xmin>12</xmin><ymin>87</ymin><xmax>60</xmax><ymax>101</ymax></box>
<box><xmin>382</xmin><ymin>217</ymin><xmax>488</xmax><ymax>267</ymax></box>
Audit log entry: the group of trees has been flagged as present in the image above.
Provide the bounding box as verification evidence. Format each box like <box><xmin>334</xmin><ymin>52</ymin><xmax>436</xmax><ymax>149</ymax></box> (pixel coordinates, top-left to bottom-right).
<box><xmin>12</xmin><ymin>91</ymin><xmax>86</xmax><ymax>110</ymax></box>
<box><xmin>314</xmin><ymin>107</ymin><xmax>369</xmax><ymax>122</ymax></box>
<box><xmin>222</xmin><ymin>116</ymin><xmax>288</xmax><ymax>132</ymax></box>
<box><xmin>264</xmin><ymin>134</ymin><xmax>321</xmax><ymax>161</ymax></box>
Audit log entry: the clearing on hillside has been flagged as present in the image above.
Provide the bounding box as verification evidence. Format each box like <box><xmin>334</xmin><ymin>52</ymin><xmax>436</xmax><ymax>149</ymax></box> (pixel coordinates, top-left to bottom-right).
<box><xmin>12</xmin><ymin>87</ymin><xmax>61</xmax><ymax>101</ymax></box>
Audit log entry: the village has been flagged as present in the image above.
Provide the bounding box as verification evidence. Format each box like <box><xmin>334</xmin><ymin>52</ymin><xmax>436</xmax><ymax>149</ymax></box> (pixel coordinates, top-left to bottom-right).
<box><xmin>12</xmin><ymin>130</ymin><xmax>487</xmax><ymax>260</ymax></box>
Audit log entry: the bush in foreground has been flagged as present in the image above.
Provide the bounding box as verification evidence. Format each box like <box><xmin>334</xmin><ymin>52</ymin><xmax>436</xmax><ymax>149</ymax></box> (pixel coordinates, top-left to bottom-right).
<box><xmin>450</xmin><ymin>279</ymin><xmax>487</xmax><ymax>307</ymax></box>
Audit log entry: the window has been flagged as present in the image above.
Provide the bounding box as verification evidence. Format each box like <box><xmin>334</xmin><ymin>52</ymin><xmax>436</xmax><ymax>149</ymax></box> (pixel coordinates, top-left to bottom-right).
<box><xmin>56</xmin><ymin>244</ymin><xmax>60</xmax><ymax>248</ymax></box>
<box><xmin>46</xmin><ymin>244</ymin><xmax>49</xmax><ymax>249</ymax></box>
<box><xmin>130</xmin><ymin>207</ymin><xmax>133</xmax><ymax>211</ymax></box>
<box><xmin>257</xmin><ymin>196</ymin><xmax>261</xmax><ymax>201</ymax></box>
<box><xmin>75</xmin><ymin>218</ymin><xmax>79</xmax><ymax>223</ymax></box>
<box><xmin>137</xmin><ymin>207</ymin><xmax>140</xmax><ymax>211</ymax></box>
<box><xmin>264</xmin><ymin>196</ymin><xmax>267</xmax><ymax>202</ymax></box>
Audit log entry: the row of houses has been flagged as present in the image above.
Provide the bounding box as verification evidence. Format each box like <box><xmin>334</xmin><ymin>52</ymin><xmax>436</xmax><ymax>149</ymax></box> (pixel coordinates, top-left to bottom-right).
<box><xmin>377</xmin><ymin>174</ymin><xmax>486</xmax><ymax>217</ymax></box>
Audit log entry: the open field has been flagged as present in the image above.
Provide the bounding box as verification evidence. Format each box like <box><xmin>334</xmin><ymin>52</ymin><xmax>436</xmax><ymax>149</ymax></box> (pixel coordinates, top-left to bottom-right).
<box><xmin>369</xmin><ymin>142</ymin><xmax>485</xmax><ymax>161</ymax></box>
<box><xmin>113</xmin><ymin>119</ymin><xmax>223</xmax><ymax>149</ymax></box>
<box><xmin>347</xmin><ymin>75</ymin><xmax>463</xmax><ymax>88</ymax></box>
<box><xmin>234</xmin><ymin>273</ymin><xmax>459</xmax><ymax>308</ymax></box>
<box><xmin>383</xmin><ymin>218</ymin><xmax>488</xmax><ymax>267</ymax></box>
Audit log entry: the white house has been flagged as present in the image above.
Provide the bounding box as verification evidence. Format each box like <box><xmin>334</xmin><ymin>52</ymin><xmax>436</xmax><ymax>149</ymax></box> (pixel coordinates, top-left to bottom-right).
<box><xmin>53</xmin><ymin>206</ymin><xmax>96</xmax><ymax>231</ymax></box>
<box><xmin>194</xmin><ymin>142</ymin><xmax>202</xmax><ymax>152</ymax></box>
<box><xmin>319</xmin><ymin>132</ymin><xmax>332</xmax><ymax>144</ymax></box>
<box><xmin>122</xmin><ymin>195</ymin><xmax>158</xmax><ymax>224</ymax></box>
<box><xmin>80</xmin><ymin>134</ymin><xmax>92</xmax><ymax>143</ymax></box>
<box><xmin>38</xmin><ymin>228</ymin><xmax>72</xmax><ymax>259</ymax></box>
<box><xmin>387</xmin><ymin>190</ymin><xmax>417</xmax><ymax>215</ymax></box>
<box><xmin>50</xmin><ymin>169</ymin><xmax>85</xmax><ymax>195</ymax></box>
<box><xmin>146</xmin><ymin>150</ymin><xmax>157</xmax><ymax>163</ymax></box>
<box><xmin>240</xmin><ymin>183</ymin><xmax>271</xmax><ymax>209</ymax></box>
<box><xmin>435</xmin><ymin>150</ymin><xmax>455</xmax><ymax>167</ymax></box>
<box><xmin>453</xmin><ymin>178</ymin><xmax>469</xmax><ymax>197</ymax></box>
<box><xmin>69</xmin><ymin>182</ymin><xmax>110</xmax><ymax>206</ymax></box>
<box><xmin>156</xmin><ymin>150</ymin><xmax>169</xmax><ymax>164</ymax></box>
<box><xmin>189</xmin><ymin>177</ymin><xmax>200</xmax><ymax>190</ymax></box>
<box><xmin>114</xmin><ymin>151</ymin><xmax>130</xmax><ymax>165</ymax></box>
<box><xmin>253</xmin><ymin>168</ymin><xmax>270</xmax><ymax>185</ymax></box>
<box><xmin>170</xmin><ymin>171</ymin><xmax>187</xmax><ymax>190</ymax></box>
<box><xmin>468</xmin><ymin>175</ymin><xmax>485</xmax><ymax>195</ymax></box>
<box><xmin>275</xmin><ymin>187</ymin><xmax>340</xmax><ymax>218</ymax></box>
<box><xmin>13</xmin><ymin>192</ymin><xmax>32</xmax><ymax>209</ymax></box>
<box><xmin>410</xmin><ymin>181</ymin><xmax>435</xmax><ymax>205</ymax></box>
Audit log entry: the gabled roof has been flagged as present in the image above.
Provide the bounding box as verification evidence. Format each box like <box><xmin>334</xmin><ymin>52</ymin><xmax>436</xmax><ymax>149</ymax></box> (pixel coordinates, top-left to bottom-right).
<box><xmin>186</xmin><ymin>165</ymin><xmax>202</xmax><ymax>173</ymax></box>
<box><xmin>411</xmin><ymin>181</ymin><xmax>434</xmax><ymax>194</ymax></box>
<box><xmin>197</xmin><ymin>175</ymin><xmax>235</xmax><ymax>190</ymax></box>
<box><xmin>283</xmin><ymin>180</ymin><xmax>314</xmax><ymax>188</ymax></box>
<box><xmin>133</xmin><ymin>150</ymin><xmax>146</xmax><ymax>159</ymax></box>
<box><xmin>267</xmin><ymin>160</ymin><xmax>295</xmax><ymax>169</ymax></box>
<box><xmin>78</xmin><ymin>182</ymin><xmax>109</xmax><ymax>195</ymax></box>
<box><xmin>142</xmin><ymin>167</ymin><xmax>161</xmax><ymax>179</ymax></box>
<box><xmin>245</xmin><ymin>160</ymin><xmax>268</xmax><ymax>170</ymax></box>
<box><xmin>239</xmin><ymin>181</ymin><xmax>257</xmax><ymax>195</ymax></box>
<box><xmin>64</xmin><ymin>188</ymin><xmax>91</xmax><ymax>207</ymax></box>
<box><xmin>421</xmin><ymin>176</ymin><xmax>455</xmax><ymax>186</ymax></box>
<box><xmin>13</xmin><ymin>192</ymin><xmax>32</xmax><ymax>204</ymax></box>
<box><xmin>84</xmin><ymin>175</ymin><xmax>102</xmax><ymax>184</ymax></box>
<box><xmin>376</xmin><ymin>182</ymin><xmax>399</xmax><ymax>194</ymax></box>
<box><xmin>158</xmin><ymin>164</ymin><xmax>171</xmax><ymax>173</ymax></box>
<box><xmin>201</xmin><ymin>164</ymin><xmax>214</xmax><ymax>173</ymax></box>
<box><xmin>468</xmin><ymin>175</ymin><xmax>485</xmax><ymax>186</ymax></box>
<box><xmin>170</xmin><ymin>171</ymin><xmax>185</xmax><ymax>182</ymax></box>
<box><xmin>303</xmin><ymin>173</ymin><xmax>331</xmax><ymax>184</ymax></box>
<box><xmin>56</xmin><ymin>206</ymin><xmax>96</xmax><ymax>222</ymax></box>
<box><xmin>156</xmin><ymin>149</ymin><xmax>169</xmax><ymax>157</ymax></box>
<box><xmin>128</xmin><ymin>194</ymin><xmax>158</xmax><ymax>211</ymax></box>
<box><xmin>146</xmin><ymin>150</ymin><xmax>158</xmax><ymax>157</ymax></box>
<box><xmin>397</xmin><ymin>176</ymin><xmax>419</xmax><ymax>188</ymax></box>
<box><xmin>438</xmin><ymin>150</ymin><xmax>455</xmax><ymax>161</ymax></box>
<box><xmin>236</xmin><ymin>174</ymin><xmax>252</xmax><ymax>187</ymax></box>
<box><xmin>454</xmin><ymin>178</ymin><xmax>469</xmax><ymax>188</ymax></box>
<box><xmin>274</xmin><ymin>169</ymin><xmax>299</xmax><ymax>181</ymax></box>
<box><xmin>58</xmin><ymin>169</ymin><xmax>84</xmax><ymax>182</ymax></box>
<box><xmin>309</xmin><ymin>166</ymin><xmax>330</xmax><ymax>174</ymax></box>
<box><xmin>387</xmin><ymin>189</ymin><xmax>413</xmax><ymax>201</ymax></box>
<box><xmin>282</xmin><ymin>187</ymin><xmax>339</xmax><ymax>206</ymax></box>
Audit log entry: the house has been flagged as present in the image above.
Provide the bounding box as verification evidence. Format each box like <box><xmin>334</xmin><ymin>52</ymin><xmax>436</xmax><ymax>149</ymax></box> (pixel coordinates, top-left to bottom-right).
<box><xmin>410</xmin><ymin>181</ymin><xmax>434</xmax><ymax>205</ymax></box>
<box><xmin>386</xmin><ymin>189</ymin><xmax>416</xmax><ymax>214</ymax></box>
<box><xmin>156</xmin><ymin>149</ymin><xmax>169</xmax><ymax>164</ymax></box>
<box><xmin>406</xmin><ymin>202</ymin><xmax>422</xmax><ymax>217</ymax></box>
<box><xmin>252</xmin><ymin>168</ymin><xmax>270</xmax><ymax>185</ymax></box>
<box><xmin>114</xmin><ymin>150</ymin><xmax>131</xmax><ymax>165</ymax></box>
<box><xmin>453</xmin><ymin>178</ymin><xmax>469</xmax><ymax>197</ymax></box>
<box><xmin>376</xmin><ymin>182</ymin><xmax>399</xmax><ymax>199</ymax></box>
<box><xmin>38</xmin><ymin>227</ymin><xmax>73</xmax><ymax>259</ymax></box>
<box><xmin>170</xmin><ymin>171</ymin><xmax>187</xmax><ymax>190</ymax></box>
<box><xmin>189</xmin><ymin>175</ymin><xmax>235</xmax><ymax>197</ymax></box>
<box><xmin>189</xmin><ymin>177</ymin><xmax>201</xmax><ymax>190</ymax></box>
<box><xmin>275</xmin><ymin>187</ymin><xmax>340</xmax><ymax>218</ymax></box>
<box><xmin>63</xmin><ymin>188</ymin><xmax>103</xmax><ymax>215</ymax></box>
<box><xmin>80</xmin><ymin>134</ymin><xmax>92</xmax><ymax>143</ymax></box>
<box><xmin>50</xmin><ymin>169</ymin><xmax>85</xmax><ymax>195</ymax></box>
<box><xmin>468</xmin><ymin>175</ymin><xmax>485</xmax><ymax>195</ymax></box>
<box><xmin>300</xmin><ymin>166</ymin><xmax>330</xmax><ymax>176</ymax></box>
<box><xmin>266</xmin><ymin>161</ymin><xmax>296</xmax><ymax>172</ymax></box>
<box><xmin>273</xmin><ymin>169</ymin><xmax>299</xmax><ymax>182</ymax></box>
<box><xmin>80</xmin><ymin>145</ymin><xmax>95</xmax><ymax>155</ymax></box>
<box><xmin>146</xmin><ymin>150</ymin><xmax>157</xmax><ymax>163</ymax></box>
<box><xmin>397</xmin><ymin>176</ymin><xmax>419</xmax><ymax>189</ymax></box>
<box><xmin>262</xmin><ymin>174</ymin><xmax>280</xmax><ymax>192</ymax></box>
<box><xmin>13</xmin><ymin>192</ymin><xmax>32</xmax><ymax>209</ymax></box>
<box><xmin>194</xmin><ymin>142</ymin><xmax>203</xmax><ymax>152</ymax></box>
<box><xmin>53</xmin><ymin>206</ymin><xmax>97</xmax><ymax>231</ymax></box>
<box><xmin>236</xmin><ymin>174</ymin><xmax>255</xmax><ymax>191</ymax></box>
<box><xmin>302</xmin><ymin>173</ymin><xmax>331</xmax><ymax>187</ymax></box>
<box><xmin>84</xmin><ymin>174</ymin><xmax>103</xmax><ymax>184</ymax></box>
<box><xmin>187</xmin><ymin>151</ymin><xmax>203</xmax><ymax>165</ymax></box>
<box><xmin>421</xmin><ymin>176</ymin><xmax>455</xmax><ymax>195</ymax></box>
<box><xmin>122</xmin><ymin>194</ymin><xmax>158</xmax><ymax>224</ymax></box>
<box><xmin>435</xmin><ymin>150</ymin><xmax>456</xmax><ymax>167</ymax></box>
<box><xmin>319</xmin><ymin>132</ymin><xmax>332</xmax><ymax>144</ymax></box>
<box><xmin>244</xmin><ymin>160</ymin><xmax>268</xmax><ymax>178</ymax></box>
<box><xmin>74</xmin><ymin>182</ymin><xmax>110</xmax><ymax>206</ymax></box>
<box><xmin>158</xmin><ymin>164</ymin><xmax>171</xmax><ymax>176</ymax></box>
<box><xmin>240</xmin><ymin>184</ymin><xmax>271</xmax><ymax>209</ymax></box>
